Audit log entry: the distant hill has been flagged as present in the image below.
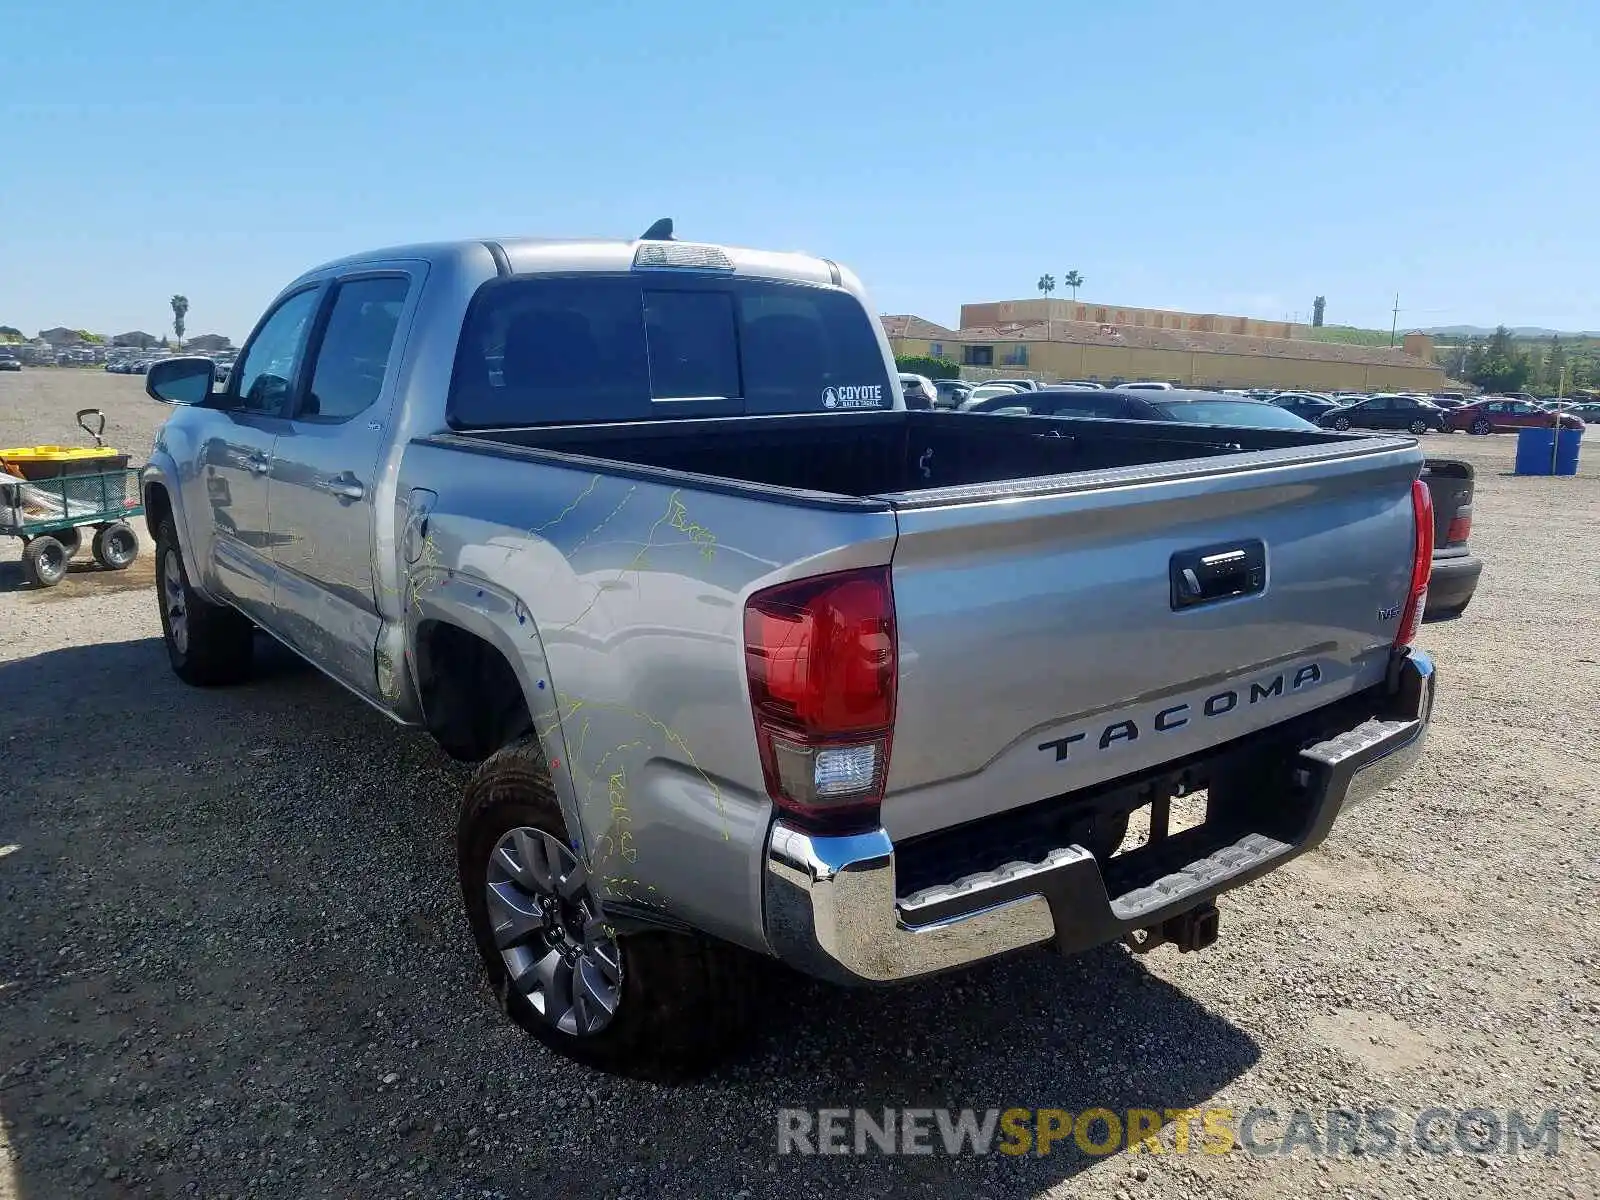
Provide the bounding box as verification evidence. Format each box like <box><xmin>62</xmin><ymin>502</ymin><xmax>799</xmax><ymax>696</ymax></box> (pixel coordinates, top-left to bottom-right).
<box><xmin>1422</xmin><ymin>325</ymin><xmax>1600</xmax><ymax>339</ymax></box>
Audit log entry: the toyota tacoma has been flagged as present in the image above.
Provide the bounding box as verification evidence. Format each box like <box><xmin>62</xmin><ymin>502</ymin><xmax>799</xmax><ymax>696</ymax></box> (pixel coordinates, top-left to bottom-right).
<box><xmin>140</xmin><ymin>224</ymin><xmax>1438</xmax><ymax>1078</ymax></box>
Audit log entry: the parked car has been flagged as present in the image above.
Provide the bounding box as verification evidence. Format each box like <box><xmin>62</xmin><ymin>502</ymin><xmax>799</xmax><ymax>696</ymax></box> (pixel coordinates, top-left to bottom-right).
<box><xmin>963</xmin><ymin>387</ymin><xmax>1322</xmax><ymax>430</ymax></box>
<box><xmin>931</xmin><ymin>379</ymin><xmax>972</xmax><ymax>409</ymax></box>
<box><xmin>957</xmin><ymin>382</ymin><xmax>1028</xmax><ymax>410</ymax></box>
<box><xmin>1271</xmin><ymin>393</ymin><xmax>1341</xmax><ymax>423</ymax></box>
<box><xmin>1569</xmin><ymin>401</ymin><xmax>1600</xmax><ymax>425</ymax></box>
<box><xmin>897</xmin><ymin>372</ymin><xmax>937</xmax><ymax>411</ymax></box>
<box><xmin>1419</xmin><ymin>459</ymin><xmax>1481</xmax><ymax>621</ymax></box>
<box><xmin>1116</xmin><ymin>381</ymin><xmax>1174</xmax><ymax>391</ymax></box>
<box><xmin>1318</xmin><ymin>394</ymin><xmax>1449</xmax><ymax>435</ymax></box>
<box><xmin>0</xmin><ymin>352</ymin><xmax>21</xmax><ymax>372</ymax></box>
<box><xmin>1444</xmin><ymin>397</ymin><xmax>1585</xmax><ymax>435</ymax></box>
<box><xmin>140</xmin><ymin>229</ymin><xmax>1437</xmax><ymax>1078</ymax></box>
<box><xmin>1059</xmin><ymin>380</ymin><xmax>1104</xmax><ymax>389</ymax></box>
<box><xmin>985</xmin><ymin>378</ymin><xmax>1043</xmax><ymax>392</ymax></box>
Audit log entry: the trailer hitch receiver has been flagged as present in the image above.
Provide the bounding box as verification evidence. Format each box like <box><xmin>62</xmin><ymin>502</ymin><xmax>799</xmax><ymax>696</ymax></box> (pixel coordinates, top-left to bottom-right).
<box><xmin>1125</xmin><ymin>901</ymin><xmax>1220</xmax><ymax>955</ymax></box>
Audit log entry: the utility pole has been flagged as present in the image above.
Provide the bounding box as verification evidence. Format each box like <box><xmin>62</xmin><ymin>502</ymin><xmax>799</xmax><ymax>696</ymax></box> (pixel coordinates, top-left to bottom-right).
<box><xmin>1389</xmin><ymin>293</ymin><xmax>1401</xmax><ymax>346</ymax></box>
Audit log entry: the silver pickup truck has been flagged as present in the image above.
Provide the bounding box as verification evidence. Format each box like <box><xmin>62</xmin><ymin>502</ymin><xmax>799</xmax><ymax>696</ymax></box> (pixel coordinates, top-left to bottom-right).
<box><xmin>141</xmin><ymin>228</ymin><xmax>1437</xmax><ymax>1079</ymax></box>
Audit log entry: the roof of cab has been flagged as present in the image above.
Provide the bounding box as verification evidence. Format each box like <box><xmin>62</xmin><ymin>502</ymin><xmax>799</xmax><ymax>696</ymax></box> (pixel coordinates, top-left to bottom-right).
<box><xmin>293</xmin><ymin>237</ymin><xmax>841</xmax><ymax>289</ymax></box>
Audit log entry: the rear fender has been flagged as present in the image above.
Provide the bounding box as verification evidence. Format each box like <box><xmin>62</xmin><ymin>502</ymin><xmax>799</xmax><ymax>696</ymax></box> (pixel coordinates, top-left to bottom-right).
<box><xmin>405</xmin><ymin>578</ymin><xmax>588</xmax><ymax>854</ymax></box>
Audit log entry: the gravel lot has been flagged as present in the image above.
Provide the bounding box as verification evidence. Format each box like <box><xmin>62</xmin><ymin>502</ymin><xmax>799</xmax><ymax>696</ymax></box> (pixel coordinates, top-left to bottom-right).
<box><xmin>2</xmin><ymin>369</ymin><xmax>1597</xmax><ymax>1199</ymax></box>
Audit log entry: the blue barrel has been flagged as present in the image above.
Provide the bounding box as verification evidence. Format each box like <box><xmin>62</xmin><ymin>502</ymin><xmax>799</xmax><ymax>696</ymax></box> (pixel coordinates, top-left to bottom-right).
<box><xmin>1513</xmin><ymin>427</ymin><xmax>1582</xmax><ymax>475</ymax></box>
<box><xmin>1555</xmin><ymin>426</ymin><xmax>1582</xmax><ymax>475</ymax></box>
<box><xmin>1514</xmin><ymin>428</ymin><xmax>1554</xmax><ymax>474</ymax></box>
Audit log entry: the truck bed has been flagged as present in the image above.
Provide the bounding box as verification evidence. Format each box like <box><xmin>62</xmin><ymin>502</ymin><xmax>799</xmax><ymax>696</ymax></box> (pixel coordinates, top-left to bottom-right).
<box><xmin>437</xmin><ymin>410</ymin><xmax>1385</xmax><ymax>507</ymax></box>
<box><xmin>413</xmin><ymin>410</ymin><xmax>1423</xmax><ymax>854</ymax></box>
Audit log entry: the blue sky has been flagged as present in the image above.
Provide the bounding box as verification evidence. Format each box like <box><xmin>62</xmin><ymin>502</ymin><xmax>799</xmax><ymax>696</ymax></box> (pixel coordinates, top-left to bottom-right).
<box><xmin>3</xmin><ymin>0</ymin><xmax>1595</xmax><ymax>341</ymax></box>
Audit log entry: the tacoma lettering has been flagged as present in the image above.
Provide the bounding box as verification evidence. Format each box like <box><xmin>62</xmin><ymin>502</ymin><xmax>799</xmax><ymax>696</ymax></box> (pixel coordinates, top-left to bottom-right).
<box><xmin>1039</xmin><ymin>664</ymin><xmax>1325</xmax><ymax>762</ymax></box>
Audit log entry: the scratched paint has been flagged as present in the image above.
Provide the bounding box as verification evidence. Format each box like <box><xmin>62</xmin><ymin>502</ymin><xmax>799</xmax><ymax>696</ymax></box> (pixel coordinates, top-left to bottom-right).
<box><xmin>534</xmin><ymin>691</ymin><xmax>729</xmax><ymax>841</ymax></box>
<box><xmin>553</xmin><ymin>488</ymin><xmax>723</xmax><ymax>633</ymax></box>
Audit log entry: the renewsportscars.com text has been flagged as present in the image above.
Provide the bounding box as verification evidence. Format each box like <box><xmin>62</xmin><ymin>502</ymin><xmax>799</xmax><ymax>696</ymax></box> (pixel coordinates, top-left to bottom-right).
<box><xmin>776</xmin><ymin>1106</ymin><xmax>1562</xmax><ymax>1158</ymax></box>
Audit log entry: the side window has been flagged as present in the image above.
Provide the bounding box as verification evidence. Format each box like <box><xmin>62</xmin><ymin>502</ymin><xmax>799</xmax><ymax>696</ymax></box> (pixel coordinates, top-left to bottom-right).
<box><xmin>1393</xmin><ymin>397</ymin><xmax>1416</xmax><ymax>409</ymax></box>
<box><xmin>231</xmin><ymin>288</ymin><xmax>322</xmax><ymax>415</ymax></box>
<box><xmin>300</xmin><ymin>277</ymin><xmax>410</xmax><ymax>423</ymax></box>
<box><xmin>1366</xmin><ymin>397</ymin><xmax>1391</xmax><ymax>410</ymax></box>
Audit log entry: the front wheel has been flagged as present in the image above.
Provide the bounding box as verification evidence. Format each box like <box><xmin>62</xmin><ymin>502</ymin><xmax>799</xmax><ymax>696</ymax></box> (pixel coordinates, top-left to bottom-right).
<box><xmin>154</xmin><ymin>519</ymin><xmax>254</xmax><ymax>686</ymax></box>
<box><xmin>1332</xmin><ymin>416</ymin><xmax>1351</xmax><ymax>431</ymax></box>
<box><xmin>458</xmin><ymin>737</ymin><xmax>759</xmax><ymax>1082</ymax></box>
<box><xmin>1471</xmin><ymin>418</ymin><xmax>1492</xmax><ymax>435</ymax></box>
<box><xmin>1408</xmin><ymin>419</ymin><xmax>1430</xmax><ymax>435</ymax></box>
<box><xmin>20</xmin><ymin>535</ymin><xmax>69</xmax><ymax>587</ymax></box>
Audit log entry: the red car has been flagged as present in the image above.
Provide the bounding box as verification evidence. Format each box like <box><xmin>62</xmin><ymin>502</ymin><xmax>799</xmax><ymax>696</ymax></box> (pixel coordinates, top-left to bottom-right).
<box><xmin>1446</xmin><ymin>397</ymin><xmax>1586</xmax><ymax>435</ymax></box>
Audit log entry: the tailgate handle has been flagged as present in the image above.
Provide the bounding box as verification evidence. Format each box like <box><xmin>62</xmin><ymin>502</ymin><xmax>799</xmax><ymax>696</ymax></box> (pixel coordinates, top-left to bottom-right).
<box><xmin>1170</xmin><ymin>540</ymin><xmax>1266</xmax><ymax>610</ymax></box>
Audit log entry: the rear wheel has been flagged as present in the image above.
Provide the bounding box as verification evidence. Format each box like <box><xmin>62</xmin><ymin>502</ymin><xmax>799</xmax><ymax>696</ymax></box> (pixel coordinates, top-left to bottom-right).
<box><xmin>1470</xmin><ymin>417</ymin><xmax>1492</xmax><ymax>435</ymax></box>
<box><xmin>91</xmin><ymin>522</ymin><xmax>139</xmax><ymax>569</ymax></box>
<box><xmin>458</xmin><ymin>737</ymin><xmax>759</xmax><ymax>1081</ymax></box>
<box><xmin>20</xmin><ymin>536</ymin><xmax>69</xmax><ymax>588</ymax></box>
<box><xmin>154</xmin><ymin>519</ymin><xmax>254</xmax><ymax>686</ymax></box>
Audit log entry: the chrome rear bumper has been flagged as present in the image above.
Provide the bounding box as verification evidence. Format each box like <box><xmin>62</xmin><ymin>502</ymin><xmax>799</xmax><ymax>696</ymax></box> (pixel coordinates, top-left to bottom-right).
<box><xmin>764</xmin><ymin>650</ymin><xmax>1435</xmax><ymax>986</ymax></box>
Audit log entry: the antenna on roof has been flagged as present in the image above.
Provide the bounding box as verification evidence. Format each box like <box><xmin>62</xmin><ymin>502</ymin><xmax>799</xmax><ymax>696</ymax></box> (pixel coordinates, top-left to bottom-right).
<box><xmin>639</xmin><ymin>217</ymin><xmax>675</xmax><ymax>241</ymax></box>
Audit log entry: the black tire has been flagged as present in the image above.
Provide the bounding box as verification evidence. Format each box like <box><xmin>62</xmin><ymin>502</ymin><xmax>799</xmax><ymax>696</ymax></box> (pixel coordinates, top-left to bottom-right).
<box><xmin>20</xmin><ymin>536</ymin><xmax>69</xmax><ymax>587</ymax></box>
<box><xmin>91</xmin><ymin>521</ymin><xmax>139</xmax><ymax>570</ymax></box>
<box><xmin>458</xmin><ymin>737</ymin><xmax>759</xmax><ymax>1082</ymax></box>
<box><xmin>1471</xmin><ymin>418</ymin><xmax>1492</xmax><ymax>435</ymax></box>
<box><xmin>154</xmin><ymin>518</ymin><xmax>253</xmax><ymax>686</ymax></box>
<box><xmin>1408</xmin><ymin>419</ymin><xmax>1429</xmax><ymax>435</ymax></box>
<box><xmin>1333</xmin><ymin>416</ymin><xmax>1351</xmax><ymax>431</ymax></box>
<box><xmin>54</xmin><ymin>526</ymin><xmax>83</xmax><ymax>559</ymax></box>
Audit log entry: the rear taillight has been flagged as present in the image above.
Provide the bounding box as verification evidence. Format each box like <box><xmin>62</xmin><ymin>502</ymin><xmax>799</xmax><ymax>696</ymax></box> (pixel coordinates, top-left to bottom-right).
<box><xmin>744</xmin><ymin>567</ymin><xmax>896</xmax><ymax>832</ymax></box>
<box><xmin>1445</xmin><ymin>508</ymin><xmax>1471</xmax><ymax>544</ymax></box>
<box><xmin>1395</xmin><ymin>478</ymin><xmax>1434</xmax><ymax>648</ymax></box>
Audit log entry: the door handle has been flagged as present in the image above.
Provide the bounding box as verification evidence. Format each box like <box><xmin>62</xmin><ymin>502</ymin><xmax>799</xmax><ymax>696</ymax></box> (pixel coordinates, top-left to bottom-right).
<box><xmin>318</xmin><ymin>472</ymin><xmax>366</xmax><ymax>502</ymax></box>
<box><xmin>1170</xmin><ymin>540</ymin><xmax>1267</xmax><ymax>610</ymax></box>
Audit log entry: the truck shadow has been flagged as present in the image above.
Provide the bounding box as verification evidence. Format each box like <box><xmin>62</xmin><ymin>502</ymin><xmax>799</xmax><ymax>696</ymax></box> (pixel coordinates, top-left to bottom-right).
<box><xmin>0</xmin><ymin>635</ymin><xmax>1259</xmax><ymax>1200</ymax></box>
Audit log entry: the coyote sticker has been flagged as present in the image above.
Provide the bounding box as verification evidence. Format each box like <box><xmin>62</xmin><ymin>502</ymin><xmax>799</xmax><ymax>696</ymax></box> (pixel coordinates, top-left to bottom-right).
<box><xmin>823</xmin><ymin>385</ymin><xmax>884</xmax><ymax>410</ymax></box>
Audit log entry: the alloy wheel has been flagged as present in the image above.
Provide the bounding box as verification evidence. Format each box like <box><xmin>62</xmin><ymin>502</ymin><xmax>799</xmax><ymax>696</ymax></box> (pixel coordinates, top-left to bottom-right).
<box><xmin>486</xmin><ymin>827</ymin><xmax>622</xmax><ymax>1035</ymax></box>
<box><xmin>162</xmin><ymin>550</ymin><xmax>189</xmax><ymax>654</ymax></box>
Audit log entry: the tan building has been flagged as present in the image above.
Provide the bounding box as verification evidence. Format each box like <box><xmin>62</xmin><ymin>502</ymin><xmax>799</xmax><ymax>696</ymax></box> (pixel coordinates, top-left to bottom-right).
<box><xmin>961</xmin><ymin>298</ymin><xmax>1309</xmax><ymax>340</ymax></box>
<box><xmin>884</xmin><ymin>314</ymin><xmax>1446</xmax><ymax>393</ymax></box>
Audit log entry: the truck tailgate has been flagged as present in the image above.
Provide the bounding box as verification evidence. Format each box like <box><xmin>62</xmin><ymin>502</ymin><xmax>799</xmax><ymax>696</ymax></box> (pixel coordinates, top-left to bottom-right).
<box><xmin>880</xmin><ymin>439</ymin><xmax>1423</xmax><ymax>841</ymax></box>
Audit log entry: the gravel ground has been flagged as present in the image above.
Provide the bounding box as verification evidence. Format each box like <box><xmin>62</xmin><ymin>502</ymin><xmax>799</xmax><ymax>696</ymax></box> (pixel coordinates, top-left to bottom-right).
<box><xmin>1</xmin><ymin>369</ymin><xmax>1597</xmax><ymax>1199</ymax></box>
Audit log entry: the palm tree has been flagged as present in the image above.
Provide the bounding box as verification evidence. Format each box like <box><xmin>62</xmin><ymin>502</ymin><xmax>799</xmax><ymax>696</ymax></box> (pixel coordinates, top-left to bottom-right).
<box><xmin>1063</xmin><ymin>271</ymin><xmax>1084</xmax><ymax>301</ymax></box>
<box><xmin>1037</xmin><ymin>274</ymin><xmax>1055</xmax><ymax>298</ymax></box>
<box><xmin>170</xmin><ymin>295</ymin><xmax>189</xmax><ymax>348</ymax></box>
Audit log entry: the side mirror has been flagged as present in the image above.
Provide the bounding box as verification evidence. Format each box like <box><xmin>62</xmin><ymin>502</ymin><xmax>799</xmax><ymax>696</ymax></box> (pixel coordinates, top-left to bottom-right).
<box><xmin>146</xmin><ymin>356</ymin><xmax>217</xmax><ymax>406</ymax></box>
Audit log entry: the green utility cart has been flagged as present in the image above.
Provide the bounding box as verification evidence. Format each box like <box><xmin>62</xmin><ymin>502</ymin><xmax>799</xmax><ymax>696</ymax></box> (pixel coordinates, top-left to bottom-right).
<box><xmin>0</xmin><ymin>409</ymin><xmax>144</xmax><ymax>588</ymax></box>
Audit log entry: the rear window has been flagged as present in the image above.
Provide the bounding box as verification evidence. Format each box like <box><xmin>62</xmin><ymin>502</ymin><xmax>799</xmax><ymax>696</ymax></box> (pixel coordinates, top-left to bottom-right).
<box><xmin>447</xmin><ymin>274</ymin><xmax>892</xmax><ymax>427</ymax></box>
<box><xmin>1152</xmin><ymin>400</ymin><xmax>1318</xmax><ymax>430</ymax></box>
<box><xmin>1037</xmin><ymin>396</ymin><xmax>1129</xmax><ymax>418</ymax></box>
